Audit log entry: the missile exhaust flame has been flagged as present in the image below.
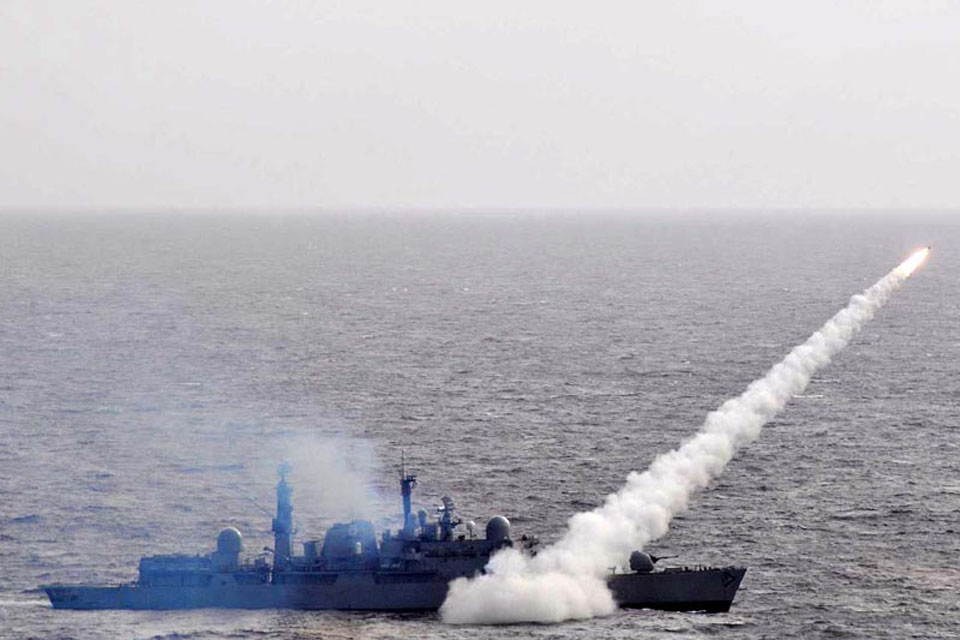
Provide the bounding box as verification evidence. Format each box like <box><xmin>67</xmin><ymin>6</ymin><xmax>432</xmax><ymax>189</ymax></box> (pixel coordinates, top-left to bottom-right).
<box><xmin>894</xmin><ymin>246</ymin><xmax>930</xmax><ymax>278</ymax></box>
<box><xmin>440</xmin><ymin>248</ymin><xmax>931</xmax><ymax>625</ymax></box>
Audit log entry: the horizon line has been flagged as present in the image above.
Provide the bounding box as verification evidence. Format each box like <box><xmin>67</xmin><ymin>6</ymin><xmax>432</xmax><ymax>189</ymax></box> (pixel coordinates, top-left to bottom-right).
<box><xmin>2</xmin><ymin>205</ymin><xmax>959</xmax><ymax>216</ymax></box>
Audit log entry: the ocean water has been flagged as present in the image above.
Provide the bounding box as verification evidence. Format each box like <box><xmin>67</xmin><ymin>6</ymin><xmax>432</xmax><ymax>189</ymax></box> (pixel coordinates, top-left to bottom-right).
<box><xmin>0</xmin><ymin>211</ymin><xmax>957</xmax><ymax>639</ymax></box>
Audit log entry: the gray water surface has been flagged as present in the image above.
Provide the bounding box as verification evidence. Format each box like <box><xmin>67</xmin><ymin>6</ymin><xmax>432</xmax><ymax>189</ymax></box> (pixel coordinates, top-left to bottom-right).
<box><xmin>1</xmin><ymin>212</ymin><xmax>957</xmax><ymax>639</ymax></box>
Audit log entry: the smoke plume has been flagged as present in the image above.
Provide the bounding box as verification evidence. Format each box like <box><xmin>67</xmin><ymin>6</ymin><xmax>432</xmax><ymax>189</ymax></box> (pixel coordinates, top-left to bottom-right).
<box><xmin>441</xmin><ymin>251</ymin><xmax>927</xmax><ymax>624</ymax></box>
<box><xmin>279</xmin><ymin>436</ymin><xmax>389</xmax><ymax>529</ymax></box>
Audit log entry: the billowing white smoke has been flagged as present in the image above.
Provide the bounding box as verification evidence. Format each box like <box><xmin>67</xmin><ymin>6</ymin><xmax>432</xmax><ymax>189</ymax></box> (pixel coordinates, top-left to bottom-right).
<box><xmin>441</xmin><ymin>252</ymin><xmax>927</xmax><ymax>625</ymax></box>
<box><xmin>280</xmin><ymin>436</ymin><xmax>388</xmax><ymax>528</ymax></box>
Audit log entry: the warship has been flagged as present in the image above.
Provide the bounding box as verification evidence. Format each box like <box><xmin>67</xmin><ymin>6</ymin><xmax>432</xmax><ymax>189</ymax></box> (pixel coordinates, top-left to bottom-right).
<box><xmin>43</xmin><ymin>463</ymin><xmax>745</xmax><ymax>612</ymax></box>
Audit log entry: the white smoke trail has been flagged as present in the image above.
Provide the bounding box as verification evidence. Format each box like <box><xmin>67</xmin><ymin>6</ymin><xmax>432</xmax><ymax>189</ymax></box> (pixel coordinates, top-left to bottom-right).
<box><xmin>441</xmin><ymin>249</ymin><xmax>929</xmax><ymax>625</ymax></box>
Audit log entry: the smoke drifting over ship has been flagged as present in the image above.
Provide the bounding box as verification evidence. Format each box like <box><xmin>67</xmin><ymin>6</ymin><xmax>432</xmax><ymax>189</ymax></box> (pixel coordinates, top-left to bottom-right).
<box><xmin>279</xmin><ymin>436</ymin><xmax>388</xmax><ymax>526</ymax></box>
<box><xmin>441</xmin><ymin>248</ymin><xmax>930</xmax><ymax>625</ymax></box>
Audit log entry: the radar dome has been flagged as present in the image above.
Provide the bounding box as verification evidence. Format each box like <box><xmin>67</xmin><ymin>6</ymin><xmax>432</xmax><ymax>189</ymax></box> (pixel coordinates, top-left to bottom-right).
<box><xmin>485</xmin><ymin>516</ymin><xmax>511</xmax><ymax>542</ymax></box>
<box><xmin>216</xmin><ymin>527</ymin><xmax>243</xmax><ymax>554</ymax></box>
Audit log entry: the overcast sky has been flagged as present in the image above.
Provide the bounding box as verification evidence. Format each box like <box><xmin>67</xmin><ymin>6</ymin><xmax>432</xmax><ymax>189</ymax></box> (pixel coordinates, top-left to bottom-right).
<box><xmin>2</xmin><ymin>1</ymin><xmax>958</xmax><ymax>210</ymax></box>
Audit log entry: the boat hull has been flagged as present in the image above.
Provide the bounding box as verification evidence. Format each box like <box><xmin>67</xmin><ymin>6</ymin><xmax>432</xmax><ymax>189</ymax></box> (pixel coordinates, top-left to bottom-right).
<box><xmin>44</xmin><ymin>567</ymin><xmax>745</xmax><ymax>612</ymax></box>
<box><xmin>44</xmin><ymin>573</ymin><xmax>448</xmax><ymax>611</ymax></box>
<box><xmin>609</xmin><ymin>567</ymin><xmax>746</xmax><ymax>613</ymax></box>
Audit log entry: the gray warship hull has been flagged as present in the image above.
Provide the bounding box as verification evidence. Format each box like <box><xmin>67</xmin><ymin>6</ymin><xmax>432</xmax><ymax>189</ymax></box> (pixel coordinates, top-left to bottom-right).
<box><xmin>44</xmin><ymin>567</ymin><xmax>745</xmax><ymax>612</ymax></box>
<box><xmin>609</xmin><ymin>566</ymin><xmax>746</xmax><ymax>613</ymax></box>
<box><xmin>44</xmin><ymin>574</ymin><xmax>448</xmax><ymax>611</ymax></box>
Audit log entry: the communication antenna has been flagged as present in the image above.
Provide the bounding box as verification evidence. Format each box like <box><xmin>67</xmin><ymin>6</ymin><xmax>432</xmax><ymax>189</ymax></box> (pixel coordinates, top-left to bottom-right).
<box><xmin>242</xmin><ymin>494</ymin><xmax>273</xmax><ymax>518</ymax></box>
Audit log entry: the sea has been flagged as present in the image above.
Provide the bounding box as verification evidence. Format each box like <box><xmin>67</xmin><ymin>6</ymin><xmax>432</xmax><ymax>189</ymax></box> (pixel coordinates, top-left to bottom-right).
<box><xmin>1</xmin><ymin>211</ymin><xmax>957</xmax><ymax>639</ymax></box>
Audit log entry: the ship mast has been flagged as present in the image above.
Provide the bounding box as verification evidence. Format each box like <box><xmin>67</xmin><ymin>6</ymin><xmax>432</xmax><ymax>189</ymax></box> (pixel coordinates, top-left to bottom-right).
<box><xmin>400</xmin><ymin>451</ymin><xmax>417</xmax><ymax>537</ymax></box>
<box><xmin>272</xmin><ymin>461</ymin><xmax>293</xmax><ymax>576</ymax></box>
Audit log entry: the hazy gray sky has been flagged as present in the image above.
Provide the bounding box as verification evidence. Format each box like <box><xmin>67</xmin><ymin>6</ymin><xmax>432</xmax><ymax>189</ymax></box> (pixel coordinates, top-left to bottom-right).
<box><xmin>2</xmin><ymin>1</ymin><xmax>958</xmax><ymax>210</ymax></box>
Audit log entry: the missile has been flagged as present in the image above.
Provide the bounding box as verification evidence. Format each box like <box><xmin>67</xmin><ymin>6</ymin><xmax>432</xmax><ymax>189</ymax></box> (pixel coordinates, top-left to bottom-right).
<box><xmin>894</xmin><ymin>246</ymin><xmax>931</xmax><ymax>278</ymax></box>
